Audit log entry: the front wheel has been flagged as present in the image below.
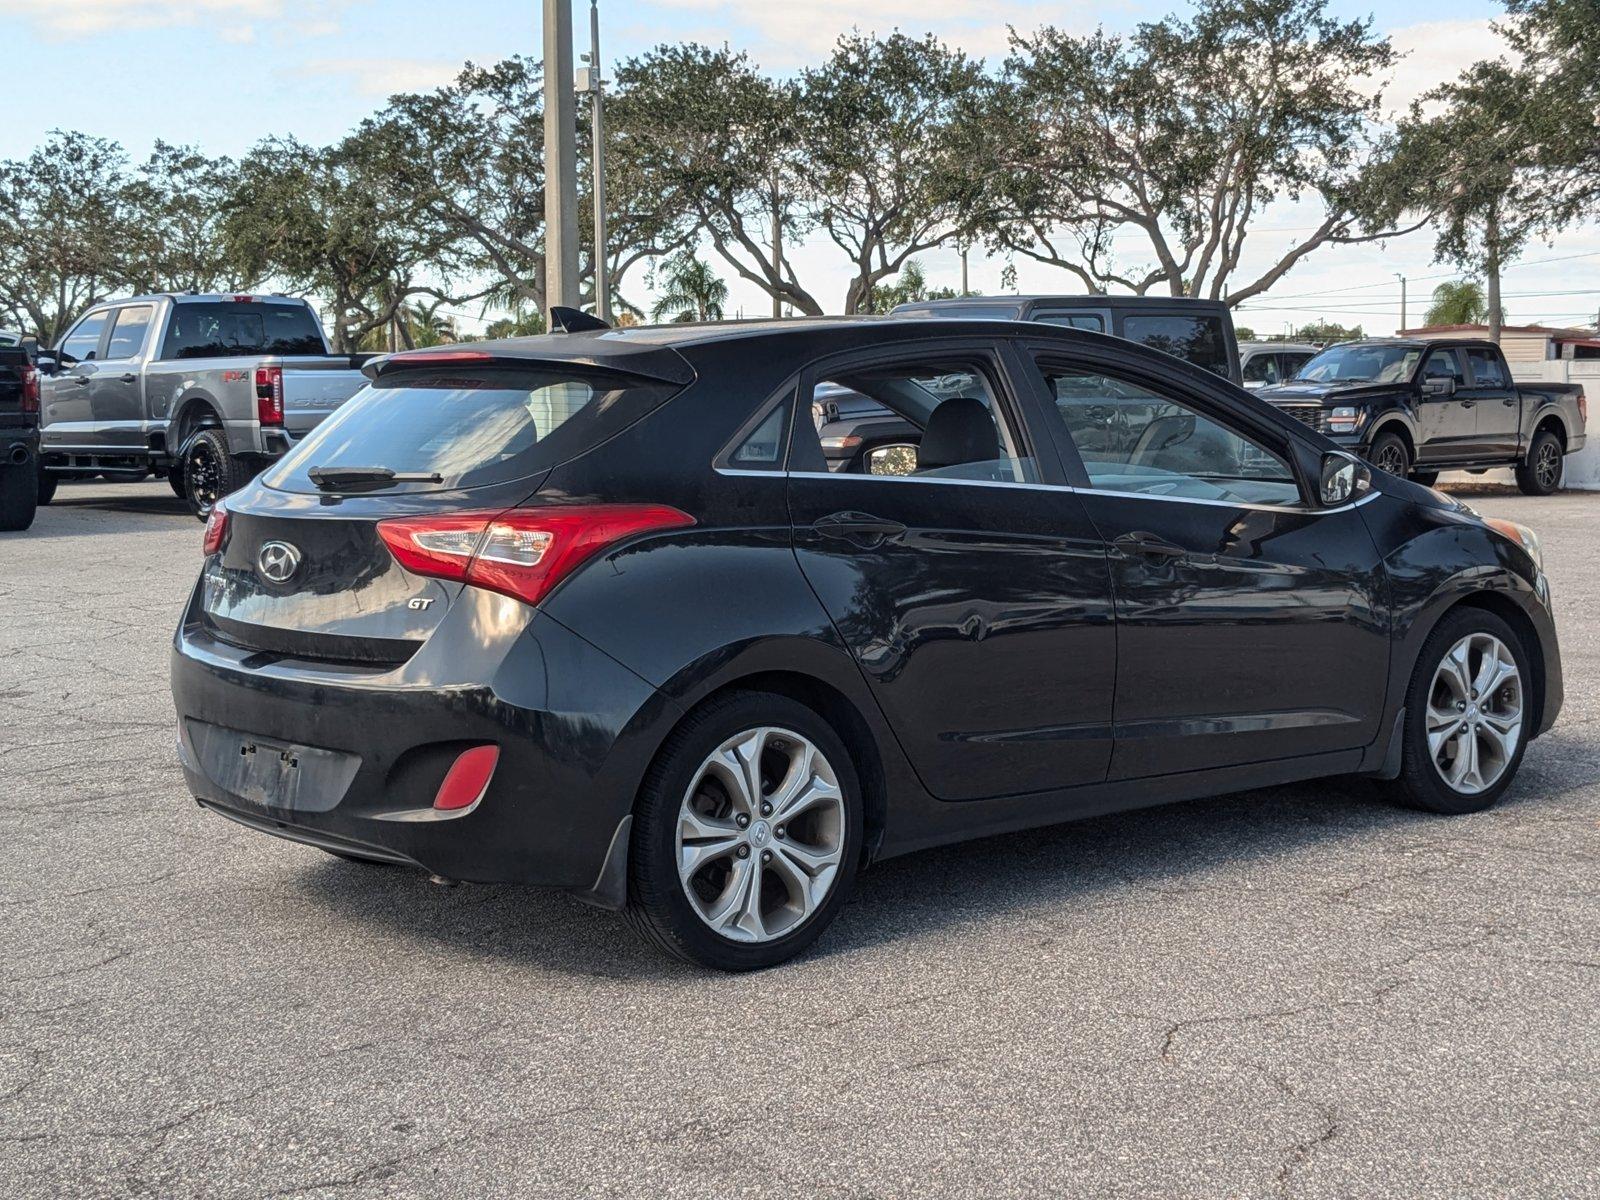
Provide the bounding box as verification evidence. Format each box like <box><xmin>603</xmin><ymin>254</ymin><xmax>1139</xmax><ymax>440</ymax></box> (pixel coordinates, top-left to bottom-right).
<box><xmin>1389</xmin><ymin>608</ymin><xmax>1532</xmax><ymax>815</ymax></box>
<box><xmin>0</xmin><ymin>465</ymin><xmax>38</xmax><ymax>532</ymax></box>
<box><xmin>182</xmin><ymin>428</ymin><xmax>253</xmax><ymax>520</ymax></box>
<box><xmin>1515</xmin><ymin>429</ymin><xmax>1563</xmax><ymax>496</ymax></box>
<box><xmin>1409</xmin><ymin>470</ymin><xmax>1440</xmax><ymax>488</ymax></box>
<box><xmin>625</xmin><ymin>692</ymin><xmax>863</xmax><ymax>970</ymax></box>
<box><xmin>1369</xmin><ymin>430</ymin><xmax>1411</xmax><ymax>478</ymax></box>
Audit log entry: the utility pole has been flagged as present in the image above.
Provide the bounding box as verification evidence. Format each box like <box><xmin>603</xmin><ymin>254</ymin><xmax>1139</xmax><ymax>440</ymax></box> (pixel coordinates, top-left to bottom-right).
<box><xmin>543</xmin><ymin>0</ymin><xmax>580</xmax><ymax>311</ymax></box>
<box><xmin>1394</xmin><ymin>272</ymin><xmax>1407</xmax><ymax>335</ymax></box>
<box><xmin>960</xmin><ymin>244</ymin><xmax>970</xmax><ymax>297</ymax></box>
<box><xmin>577</xmin><ymin>0</ymin><xmax>608</xmax><ymax>322</ymax></box>
<box><xmin>770</xmin><ymin>166</ymin><xmax>783</xmax><ymax>319</ymax></box>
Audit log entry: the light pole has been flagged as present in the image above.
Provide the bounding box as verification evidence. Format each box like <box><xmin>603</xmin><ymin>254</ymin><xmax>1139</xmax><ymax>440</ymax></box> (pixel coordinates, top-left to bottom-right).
<box><xmin>1394</xmin><ymin>272</ymin><xmax>1407</xmax><ymax>335</ymax></box>
<box><xmin>577</xmin><ymin>0</ymin><xmax>608</xmax><ymax>322</ymax></box>
<box><xmin>543</xmin><ymin>0</ymin><xmax>580</xmax><ymax>311</ymax></box>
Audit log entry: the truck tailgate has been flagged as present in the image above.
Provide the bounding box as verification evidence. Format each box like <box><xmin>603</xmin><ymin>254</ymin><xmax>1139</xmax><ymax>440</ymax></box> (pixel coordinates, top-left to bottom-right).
<box><xmin>278</xmin><ymin>359</ymin><xmax>371</xmax><ymax>437</ymax></box>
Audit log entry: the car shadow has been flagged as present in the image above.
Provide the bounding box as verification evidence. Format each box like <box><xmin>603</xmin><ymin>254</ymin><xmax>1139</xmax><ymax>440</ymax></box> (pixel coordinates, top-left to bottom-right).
<box><xmin>290</xmin><ymin>754</ymin><xmax>1573</xmax><ymax>981</ymax></box>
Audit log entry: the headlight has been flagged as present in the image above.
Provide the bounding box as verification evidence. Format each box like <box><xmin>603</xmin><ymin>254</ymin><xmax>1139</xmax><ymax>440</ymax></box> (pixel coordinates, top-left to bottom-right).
<box><xmin>1485</xmin><ymin>518</ymin><xmax>1543</xmax><ymax>570</ymax></box>
<box><xmin>1326</xmin><ymin>406</ymin><xmax>1360</xmax><ymax>434</ymax></box>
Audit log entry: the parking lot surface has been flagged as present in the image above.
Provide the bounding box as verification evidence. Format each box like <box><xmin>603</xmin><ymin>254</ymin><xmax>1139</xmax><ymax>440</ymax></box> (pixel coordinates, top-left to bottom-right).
<box><xmin>2</xmin><ymin>480</ymin><xmax>1596</xmax><ymax>1198</ymax></box>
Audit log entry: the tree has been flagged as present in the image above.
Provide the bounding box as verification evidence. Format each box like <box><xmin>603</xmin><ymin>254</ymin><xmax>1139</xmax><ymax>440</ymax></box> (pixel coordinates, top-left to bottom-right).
<box><xmin>796</xmin><ymin>33</ymin><xmax>997</xmax><ymax>314</ymax></box>
<box><xmin>612</xmin><ymin>44</ymin><xmax>819</xmax><ymax>315</ymax></box>
<box><xmin>1293</xmin><ymin>320</ymin><xmax>1363</xmax><ymax>343</ymax></box>
<box><xmin>121</xmin><ymin>143</ymin><xmax>246</xmax><ymax>295</ymax></box>
<box><xmin>993</xmin><ymin>0</ymin><xmax>1417</xmax><ymax>304</ymax></box>
<box><xmin>649</xmin><ymin>253</ymin><xmax>728</xmax><ymax>322</ymax></box>
<box><xmin>1502</xmin><ymin>0</ymin><xmax>1600</xmax><ymax>208</ymax></box>
<box><xmin>0</xmin><ymin>131</ymin><xmax>129</xmax><ymax>342</ymax></box>
<box><xmin>862</xmin><ymin>258</ymin><xmax>963</xmax><ymax>313</ymax></box>
<box><xmin>1424</xmin><ymin>280</ymin><xmax>1502</xmax><ymax>327</ymax></box>
<box><xmin>1234</xmin><ymin>326</ymin><xmax>1256</xmax><ymax>341</ymax></box>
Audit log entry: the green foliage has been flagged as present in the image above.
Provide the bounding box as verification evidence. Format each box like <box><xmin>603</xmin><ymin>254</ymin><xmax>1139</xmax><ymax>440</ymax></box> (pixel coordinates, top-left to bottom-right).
<box><xmin>649</xmin><ymin>253</ymin><xmax>728</xmax><ymax>323</ymax></box>
<box><xmin>1292</xmin><ymin>320</ymin><xmax>1364</xmax><ymax>343</ymax></box>
<box><xmin>1424</xmin><ymin>280</ymin><xmax>1504</xmax><ymax>327</ymax></box>
<box><xmin>861</xmin><ymin>259</ymin><xmax>963</xmax><ymax>313</ymax></box>
<box><xmin>121</xmin><ymin>143</ymin><xmax>248</xmax><ymax>295</ymax></box>
<box><xmin>1234</xmin><ymin>326</ymin><xmax>1256</xmax><ymax>341</ymax></box>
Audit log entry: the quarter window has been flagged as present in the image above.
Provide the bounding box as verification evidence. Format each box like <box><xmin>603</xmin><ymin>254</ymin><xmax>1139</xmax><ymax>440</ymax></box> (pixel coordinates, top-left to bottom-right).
<box><xmin>1035</xmin><ymin>312</ymin><xmax>1106</xmax><ymax>333</ymax></box>
<box><xmin>60</xmin><ymin>310</ymin><xmax>110</xmax><ymax>362</ymax></box>
<box><xmin>105</xmin><ymin>305</ymin><xmax>155</xmax><ymax>360</ymax></box>
<box><xmin>728</xmin><ymin>402</ymin><xmax>788</xmax><ymax>469</ymax></box>
<box><xmin>1466</xmin><ymin>349</ymin><xmax>1508</xmax><ymax>388</ymax></box>
<box><xmin>1038</xmin><ymin>365</ymin><xmax>1301</xmax><ymax>507</ymax></box>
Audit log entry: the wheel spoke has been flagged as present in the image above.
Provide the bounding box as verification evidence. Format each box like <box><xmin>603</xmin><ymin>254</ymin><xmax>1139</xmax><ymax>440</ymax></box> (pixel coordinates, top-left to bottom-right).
<box><xmin>766</xmin><ymin>846</ymin><xmax>825</xmax><ymax>924</ymax></box>
<box><xmin>1427</xmin><ymin>710</ymin><xmax>1463</xmax><ymax>759</ymax></box>
<box><xmin>1477</xmin><ymin>715</ymin><xmax>1520</xmax><ymax>759</ymax></box>
<box><xmin>1472</xmin><ymin>644</ymin><xmax>1515</xmax><ymax>699</ymax></box>
<box><xmin>706</xmin><ymin>730</ymin><xmax>766</xmax><ymax>815</ymax></box>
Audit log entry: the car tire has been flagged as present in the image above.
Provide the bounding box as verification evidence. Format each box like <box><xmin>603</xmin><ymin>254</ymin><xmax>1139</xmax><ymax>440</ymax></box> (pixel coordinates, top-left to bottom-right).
<box><xmin>1515</xmin><ymin>429</ymin><xmax>1563</xmax><ymax>496</ymax></box>
<box><xmin>0</xmin><ymin>465</ymin><xmax>38</xmax><ymax>532</ymax></box>
<box><xmin>167</xmin><ymin>469</ymin><xmax>187</xmax><ymax>501</ymax></box>
<box><xmin>1369</xmin><ymin>430</ymin><xmax>1411</xmax><ymax>478</ymax></box>
<box><xmin>624</xmin><ymin>691</ymin><xmax>864</xmax><ymax>971</ymax></box>
<box><xmin>1409</xmin><ymin>470</ymin><xmax>1440</xmax><ymax>488</ymax></box>
<box><xmin>35</xmin><ymin>467</ymin><xmax>57</xmax><ymax>506</ymax></box>
<box><xmin>183</xmin><ymin>428</ymin><xmax>252</xmax><ymax>521</ymax></box>
<box><xmin>1389</xmin><ymin>607</ymin><xmax>1532</xmax><ymax>816</ymax></box>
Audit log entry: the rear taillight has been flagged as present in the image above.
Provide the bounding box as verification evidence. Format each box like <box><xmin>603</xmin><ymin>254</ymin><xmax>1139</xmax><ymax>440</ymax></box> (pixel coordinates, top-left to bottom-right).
<box><xmin>19</xmin><ymin>364</ymin><xmax>39</xmax><ymax>414</ymax></box>
<box><xmin>1578</xmin><ymin>389</ymin><xmax>1587</xmax><ymax>427</ymax></box>
<box><xmin>255</xmin><ymin>366</ymin><xmax>283</xmax><ymax>426</ymax></box>
<box><xmin>433</xmin><ymin>745</ymin><xmax>500</xmax><ymax>811</ymax></box>
<box><xmin>376</xmin><ymin>504</ymin><xmax>695</xmax><ymax>608</ymax></box>
<box><xmin>202</xmin><ymin>499</ymin><xmax>229</xmax><ymax>555</ymax></box>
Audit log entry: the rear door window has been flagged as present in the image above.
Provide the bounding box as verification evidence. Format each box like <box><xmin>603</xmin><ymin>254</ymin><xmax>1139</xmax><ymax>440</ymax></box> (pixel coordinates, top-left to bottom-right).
<box><xmin>263</xmin><ymin>367</ymin><xmax>680</xmax><ymax>494</ymax></box>
<box><xmin>104</xmin><ymin>305</ymin><xmax>155</xmax><ymax>360</ymax></box>
<box><xmin>1465</xmin><ymin>348</ymin><xmax>1509</xmax><ymax>388</ymax></box>
<box><xmin>161</xmin><ymin>302</ymin><xmax>328</xmax><ymax>359</ymax></box>
<box><xmin>1121</xmin><ymin>314</ymin><xmax>1230</xmax><ymax>378</ymax></box>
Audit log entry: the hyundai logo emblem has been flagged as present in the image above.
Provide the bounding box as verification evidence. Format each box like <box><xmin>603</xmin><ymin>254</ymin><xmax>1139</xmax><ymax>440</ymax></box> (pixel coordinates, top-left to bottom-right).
<box><xmin>257</xmin><ymin>540</ymin><xmax>302</xmax><ymax>584</ymax></box>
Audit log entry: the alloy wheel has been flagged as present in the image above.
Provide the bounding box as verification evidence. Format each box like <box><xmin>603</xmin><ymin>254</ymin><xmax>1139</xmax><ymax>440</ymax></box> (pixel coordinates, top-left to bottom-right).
<box><xmin>676</xmin><ymin>726</ymin><xmax>846</xmax><ymax>943</ymax></box>
<box><xmin>1535</xmin><ymin>441</ymin><xmax>1561</xmax><ymax>491</ymax></box>
<box><xmin>188</xmin><ymin>442</ymin><xmax>220</xmax><ymax>510</ymax></box>
<box><xmin>1425</xmin><ymin>632</ymin><xmax>1523</xmax><ymax>795</ymax></box>
<box><xmin>1374</xmin><ymin>443</ymin><xmax>1407</xmax><ymax>475</ymax></box>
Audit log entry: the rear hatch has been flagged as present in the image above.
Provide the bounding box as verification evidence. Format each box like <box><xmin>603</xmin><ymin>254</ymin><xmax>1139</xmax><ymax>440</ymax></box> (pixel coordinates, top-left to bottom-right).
<box><xmin>200</xmin><ymin>352</ymin><xmax>689</xmax><ymax>665</ymax></box>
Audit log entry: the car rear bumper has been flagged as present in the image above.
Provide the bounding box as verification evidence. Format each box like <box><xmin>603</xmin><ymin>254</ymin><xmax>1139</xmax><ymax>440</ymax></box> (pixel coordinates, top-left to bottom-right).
<box><xmin>170</xmin><ymin>581</ymin><xmax>680</xmax><ymax>896</ymax></box>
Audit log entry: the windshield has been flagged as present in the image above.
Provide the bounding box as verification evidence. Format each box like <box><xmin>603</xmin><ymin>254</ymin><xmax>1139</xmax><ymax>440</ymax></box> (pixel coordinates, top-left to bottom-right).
<box><xmin>161</xmin><ymin>301</ymin><xmax>328</xmax><ymax>359</ymax></box>
<box><xmin>1296</xmin><ymin>344</ymin><xmax>1421</xmax><ymax>384</ymax></box>
<box><xmin>262</xmin><ymin>366</ymin><xmax>680</xmax><ymax>494</ymax></box>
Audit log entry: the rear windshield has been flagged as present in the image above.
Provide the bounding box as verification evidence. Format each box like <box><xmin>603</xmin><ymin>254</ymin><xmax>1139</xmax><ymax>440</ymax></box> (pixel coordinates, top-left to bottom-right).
<box><xmin>263</xmin><ymin>367</ymin><xmax>680</xmax><ymax>494</ymax></box>
<box><xmin>1121</xmin><ymin>314</ymin><xmax>1231</xmax><ymax>378</ymax></box>
<box><xmin>160</xmin><ymin>302</ymin><xmax>327</xmax><ymax>359</ymax></box>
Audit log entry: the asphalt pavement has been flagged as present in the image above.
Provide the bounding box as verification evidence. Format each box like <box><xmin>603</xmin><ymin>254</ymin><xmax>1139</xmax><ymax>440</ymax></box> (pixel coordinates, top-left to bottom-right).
<box><xmin>1</xmin><ymin>479</ymin><xmax>1595</xmax><ymax>1198</ymax></box>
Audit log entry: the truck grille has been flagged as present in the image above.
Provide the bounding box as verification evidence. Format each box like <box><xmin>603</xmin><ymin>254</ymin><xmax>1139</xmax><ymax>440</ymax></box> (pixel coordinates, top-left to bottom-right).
<box><xmin>1272</xmin><ymin>403</ymin><xmax>1329</xmax><ymax>434</ymax></box>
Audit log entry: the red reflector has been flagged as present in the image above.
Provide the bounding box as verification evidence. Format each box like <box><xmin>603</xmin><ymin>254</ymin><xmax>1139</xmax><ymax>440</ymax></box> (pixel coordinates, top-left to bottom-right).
<box><xmin>376</xmin><ymin>504</ymin><xmax>695</xmax><ymax>608</ymax></box>
<box><xmin>433</xmin><ymin>745</ymin><xmax>500</xmax><ymax>811</ymax></box>
<box><xmin>202</xmin><ymin>499</ymin><xmax>229</xmax><ymax>555</ymax></box>
<box><xmin>390</xmin><ymin>350</ymin><xmax>494</xmax><ymax>364</ymax></box>
<box><xmin>255</xmin><ymin>366</ymin><xmax>283</xmax><ymax>426</ymax></box>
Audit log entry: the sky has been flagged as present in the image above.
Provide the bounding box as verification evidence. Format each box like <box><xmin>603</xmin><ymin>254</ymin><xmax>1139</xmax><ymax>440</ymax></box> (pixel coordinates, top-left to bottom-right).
<box><xmin>4</xmin><ymin>0</ymin><xmax>1597</xmax><ymax>336</ymax></box>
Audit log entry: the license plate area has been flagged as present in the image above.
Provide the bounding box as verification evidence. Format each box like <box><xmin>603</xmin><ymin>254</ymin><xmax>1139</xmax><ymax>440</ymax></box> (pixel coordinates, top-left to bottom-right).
<box><xmin>185</xmin><ymin>720</ymin><xmax>361</xmax><ymax>814</ymax></box>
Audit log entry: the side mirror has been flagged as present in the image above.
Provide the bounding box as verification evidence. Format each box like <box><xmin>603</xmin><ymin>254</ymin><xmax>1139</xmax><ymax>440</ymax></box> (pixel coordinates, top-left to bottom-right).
<box><xmin>1422</xmin><ymin>376</ymin><xmax>1455</xmax><ymax>398</ymax></box>
<box><xmin>866</xmin><ymin>444</ymin><xmax>919</xmax><ymax>476</ymax></box>
<box><xmin>1242</xmin><ymin>379</ymin><xmax>1266</xmax><ymax>390</ymax></box>
<box><xmin>1320</xmin><ymin>451</ymin><xmax>1371</xmax><ymax>506</ymax></box>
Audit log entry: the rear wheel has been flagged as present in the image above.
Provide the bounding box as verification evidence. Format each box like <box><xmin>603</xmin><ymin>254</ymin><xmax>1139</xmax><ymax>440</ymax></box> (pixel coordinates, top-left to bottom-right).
<box><xmin>35</xmin><ymin>467</ymin><xmax>57</xmax><ymax>506</ymax></box>
<box><xmin>167</xmin><ymin>469</ymin><xmax>187</xmax><ymax>500</ymax></box>
<box><xmin>1515</xmin><ymin>429</ymin><xmax>1563</xmax><ymax>496</ymax></box>
<box><xmin>1389</xmin><ymin>608</ymin><xmax>1531</xmax><ymax>815</ymax></box>
<box><xmin>182</xmin><ymin>428</ymin><xmax>252</xmax><ymax>520</ymax></box>
<box><xmin>0</xmin><ymin>465</ymin><xmax>37</xmax><ymax>532</ymax></box>
<box><xmin>625</xmin><ymin>692</ymin><xmax>863</xmax><ymax>971</ymax></box>
<box><xmin>1409</xmin><ymin>469</ymin><xmax>1440</xmax><ymax>487</ymax></box>
<box><xmin>1369</xmin><ymin>430</ymin><xmax>1411</xmax><ymax>478</ymax></box>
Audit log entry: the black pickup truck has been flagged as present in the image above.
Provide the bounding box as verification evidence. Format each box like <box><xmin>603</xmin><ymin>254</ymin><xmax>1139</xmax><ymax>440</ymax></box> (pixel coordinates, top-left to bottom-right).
<box><xmin>0</xmin><ymin>342</ymin><xmax>40</xmax><ymax>531</ymax></box>
<box><xmin>1259</xmin><ymin>338</ymin><xmax>1587</xmax><ymax>494</ymax></box>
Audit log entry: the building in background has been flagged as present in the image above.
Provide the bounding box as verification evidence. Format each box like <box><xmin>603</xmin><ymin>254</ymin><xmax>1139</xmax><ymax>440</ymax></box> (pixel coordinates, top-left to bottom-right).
<box><xmin>1400</xmin><ymin>324</ymin><xmax>1600</xmax><ymax>362</ymax></box>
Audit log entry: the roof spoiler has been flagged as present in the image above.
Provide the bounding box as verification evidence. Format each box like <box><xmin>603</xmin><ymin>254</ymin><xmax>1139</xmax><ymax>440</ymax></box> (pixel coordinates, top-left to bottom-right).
<box><xmin>366</xmin><ymin>340</ymin><xmax>693</xmax><ymax>388</ymax></box>
<box><xmin>549</xmin><ymin>306</ymin><xmax>610</xmax><ymax>334</ymax></box>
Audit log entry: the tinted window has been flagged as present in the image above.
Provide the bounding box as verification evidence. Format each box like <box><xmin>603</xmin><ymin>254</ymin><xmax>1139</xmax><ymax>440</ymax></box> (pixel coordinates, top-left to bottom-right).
<box><xmin>1466</xmin><ymin>348</ymin><xmax>1508</xmax><ymax>388</ymax></box>
<box><xmin>729</xmin><ymin>403</ymin><xmax>788</xmax><ymax>468</ymax></box>
<box><xmin>104</xmin><ymin>305</ymin><xmax>154</xmax><ymax>359</ymax></box>
<box><xmin>263</xmin><ymin>368</ymin><xmax>679</xmax><ymax>494</ymax></box>
<box><xmin>1422</xmin><ymin>349</ymin><xmax>1466</xmax><ymax>386</ymax></box>
<box><xmin>1121</xmin><ymin>315</ymin><xmax>1229</xmax><ymax>377</ymax></box>
<box><xmin>60</xmin><ymin>311</ymin><xmax>109</xmax><ymax>361</ymax></box>
<box><xmin>1297</xmin><ymin>344</ymin><xmax>1420</xmax><ymax>383</ymax></box>
<box><xmin>160</xmin><ymin>302</ymin><xmax>327</xmax><ymax>359</ymax></box>
<box><xmin>1035</xmin><ymin>312</ymin><xmax>1106</xmax><ymax>333</ymax></box>
<box><xmin>1242</xmin><ymin>353</ymin><xmax>1280</xmax><ymax>385</ymax></box>
<box><xmin>1040</xmin><ymin>365</ymin><xmax>1300</xmax><ymax>507</ymax></box>
<box><xmin>1281</xmin><ymin>352</ymin><xmax>1315</xmax><ymax>377</ymax></box>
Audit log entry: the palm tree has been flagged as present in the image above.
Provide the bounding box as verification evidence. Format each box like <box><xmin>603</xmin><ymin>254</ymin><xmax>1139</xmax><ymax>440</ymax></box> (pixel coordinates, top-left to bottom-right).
<box><xmin>1425</xmin><ymin>280</ymin><xmax>1503</xmax><ymax>327</ymax></box>
<box><xmin>650</xmin><ymin>254</ymin><xmax>728</xmax><ymax>323</ymax></box>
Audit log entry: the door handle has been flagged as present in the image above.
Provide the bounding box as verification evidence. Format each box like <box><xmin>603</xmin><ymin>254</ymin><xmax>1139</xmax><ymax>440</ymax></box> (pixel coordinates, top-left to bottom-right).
<box><xmin>71</xmin><ymin>376</ymin><xmax>90</xmax><ymax>386</ymax></box>
<box><xmin>1502</xmin><ymin>397</ymin><xmax>1516</xmax><ymax>406</ymax></box>
<box><xmin>1112</xmin><ymin>531</ymin><xmax>1187</xmax><ymax>559</ymax></box>
<box><xmin>812</xmin><ymin>511</ymin><xmax>907</xmax><ymax>544</ymax></box>
<box><xmin>119</xmin><ymin>373</ymin><xmax>137</xmax><ymax>384</ymax></box>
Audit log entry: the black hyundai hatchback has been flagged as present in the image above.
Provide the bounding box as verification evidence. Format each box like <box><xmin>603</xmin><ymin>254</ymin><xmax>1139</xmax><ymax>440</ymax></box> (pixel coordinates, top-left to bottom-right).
<box><xmin>172</xmin><ymin>317</ymin><xmax>1562</xmax><ymax>969</ymax></box>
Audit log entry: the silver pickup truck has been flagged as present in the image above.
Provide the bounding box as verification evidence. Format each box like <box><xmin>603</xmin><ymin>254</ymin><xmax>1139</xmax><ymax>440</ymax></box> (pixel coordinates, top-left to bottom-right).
<box><xmin>36</xmin><ymin>294</ymin><xmax>374</xmax><ymax>518</ymax></box>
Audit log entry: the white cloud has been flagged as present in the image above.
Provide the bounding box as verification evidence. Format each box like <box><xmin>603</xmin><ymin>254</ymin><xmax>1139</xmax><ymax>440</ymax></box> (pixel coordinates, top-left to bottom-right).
<box><xmin>298</xmin><ymin>57</ymin><xmax>463</xmax><ymax>99</ymax></box>
<box><xmin>0</xmin><ymin>0</ymin><xmax>347</xmax><ymax>40</ymax></box>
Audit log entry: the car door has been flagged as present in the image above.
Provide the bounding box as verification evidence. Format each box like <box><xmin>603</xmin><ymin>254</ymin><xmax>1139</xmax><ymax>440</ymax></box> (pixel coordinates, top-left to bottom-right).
<box><xmin>1461</xmin><ymin>346</ymin><xmax>1519</xmax><ymax>459</ymax></box>
<box><xmin>785</xmin><ymin>339</ymin><xmax>1118</xmax><ymax>802</ymax></box>
<box><xmin>87</xmin><ymin>304</ymin><xmax>154</xmax><ymax>451</ymax></box>
<box><xmin>1024</xmin><ymin>346</ymin><xmax>1389</xmax><ymax>780</ymax></box>
<box><xmin>41</xmin><ymin>308</ymin><xmax>113</xmax><ymax>446</ymax></box>
<box><xmin>1415</xmin><ymin>348</ymin><xmax>1476</xmax><ymax>464</ymax></box>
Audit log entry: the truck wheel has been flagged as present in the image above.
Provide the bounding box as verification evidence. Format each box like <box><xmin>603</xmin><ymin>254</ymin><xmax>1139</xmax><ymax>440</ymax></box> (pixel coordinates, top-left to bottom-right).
<box><xmin>0</xmin><ymin>465</ymin><xmax>38</xmax><ymax>532</ymax></box>
<box><xmin>36</xmin><ymin>468</ymin><xmax>57</xmax><ymax>506</ymax></box>
<box><xmin>183</xmin><ymin>429</ymin><xmax>252</xmax><ymax>521</ymax></box>
<box><xmin>1369</xmin><ymin>431</ymin><xmax>1410</xmax><ymax>478</ymax></box>
<box><xmin>1409</xmin><ymin>470</ymin><xmax>1440</xmax><ymax>487</ymax></box>
<box><xmin>1515</xmin><ymin>429</ymin><xmax>1563</xmax><ymax>496</ymax></box>
<box><xmin>168</xmin><ymin>470</ymin><xmax>187</xmax><ymax>501</ymax></box>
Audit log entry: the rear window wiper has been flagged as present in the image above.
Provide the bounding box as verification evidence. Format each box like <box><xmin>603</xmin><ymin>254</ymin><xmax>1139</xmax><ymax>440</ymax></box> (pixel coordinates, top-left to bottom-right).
<box><xmin>307</xmin><ymin>466</ymin><xmax>444</xmax><ymax>490</ymax></box>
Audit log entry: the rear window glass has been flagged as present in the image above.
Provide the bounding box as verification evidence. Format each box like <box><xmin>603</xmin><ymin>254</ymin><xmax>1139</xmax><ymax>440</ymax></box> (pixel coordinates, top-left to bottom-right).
<box><xmin>1122</xmin><ymin>314</ymin><xmax>1230</xmax><ymax>377</ymax></box>
<box><xmin>263</xmin><ymin>367</ymin><xmax>680</xmax><ymax>494</ymax></box>
<box><xmin>161</xmin><ymin>302</ymin><xmax>327</xmax><ymax>359</ymax></box>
